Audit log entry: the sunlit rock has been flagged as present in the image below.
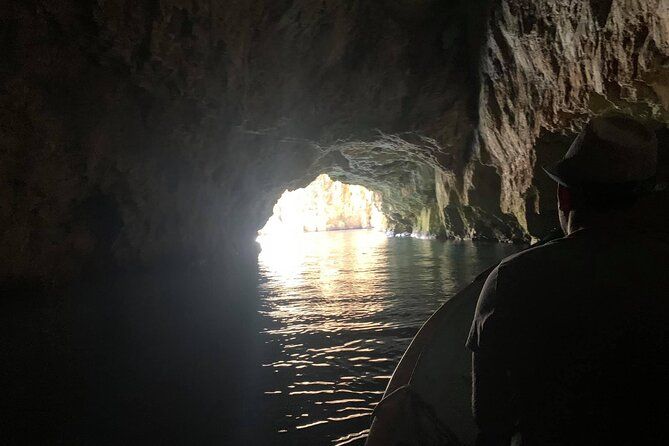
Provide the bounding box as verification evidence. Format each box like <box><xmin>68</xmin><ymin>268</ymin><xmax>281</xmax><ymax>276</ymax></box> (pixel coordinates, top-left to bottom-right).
<box><xmin>258</xmin><ymin>174</ymin><xmax>386</xmax><ymax>236</ymax></box>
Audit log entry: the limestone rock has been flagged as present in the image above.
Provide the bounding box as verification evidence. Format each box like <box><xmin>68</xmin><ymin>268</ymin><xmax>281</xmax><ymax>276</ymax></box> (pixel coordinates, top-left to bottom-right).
<box><xmin>1</xmin><ymin>0</ymin><xmax>667</xmax><ymax>283</ymax></box>
<box><xmin>477</xmin><ymin>0</ymin><xmax>669</xmax><ymax>230</ymax></box>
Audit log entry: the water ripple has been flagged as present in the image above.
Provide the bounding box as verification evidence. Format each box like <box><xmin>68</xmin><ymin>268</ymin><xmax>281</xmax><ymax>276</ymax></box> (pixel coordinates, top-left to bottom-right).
<box><xmin>256</xmin><ymin>230</ymin><xmax>519</xmax><ymax>444</ymax></box>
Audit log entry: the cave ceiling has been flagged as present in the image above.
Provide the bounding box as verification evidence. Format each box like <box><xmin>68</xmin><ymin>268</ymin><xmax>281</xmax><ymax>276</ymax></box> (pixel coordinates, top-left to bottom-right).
<box><xmin>1</xmin><ymin>0</ymin><xmax>667</xmax><ymax>282</ymax></box>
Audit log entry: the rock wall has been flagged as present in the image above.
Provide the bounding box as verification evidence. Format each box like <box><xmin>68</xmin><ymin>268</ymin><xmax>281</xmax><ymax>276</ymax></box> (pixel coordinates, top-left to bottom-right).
<box><xmin>1</xmin><ymin>0</ymin><xmax>667</xmax><ymax>284</ymax></box>
<box><xmin>476</xmin><ymin>0</ymin><xmax>669</xmax><ymax>234</ymax></box>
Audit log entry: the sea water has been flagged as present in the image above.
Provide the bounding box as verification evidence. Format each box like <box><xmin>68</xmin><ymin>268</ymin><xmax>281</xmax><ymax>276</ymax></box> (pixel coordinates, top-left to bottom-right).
<box><xmin>254</xmin><ymin>230</ymin><xmax>519</xmax><ymax>445</ymax></box>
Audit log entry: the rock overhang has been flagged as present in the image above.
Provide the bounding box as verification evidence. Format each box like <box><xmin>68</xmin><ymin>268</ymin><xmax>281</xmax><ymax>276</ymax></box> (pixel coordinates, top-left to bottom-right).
<box><xmin>1</xmin><ymin>0</ymin><xmax>667</xmax><ymax>284</ymax></box>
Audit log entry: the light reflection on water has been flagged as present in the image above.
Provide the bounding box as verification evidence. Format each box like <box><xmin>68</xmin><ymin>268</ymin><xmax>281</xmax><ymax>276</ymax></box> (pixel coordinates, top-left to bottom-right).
<box><xmin>256</xmin><ymin>230</ymin><xmax>519</xmax><ymax>445</ymax></box>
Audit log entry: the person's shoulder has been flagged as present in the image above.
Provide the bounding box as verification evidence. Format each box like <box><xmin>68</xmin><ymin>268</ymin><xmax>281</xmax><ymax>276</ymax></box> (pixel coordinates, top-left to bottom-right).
<box><xmin>497</xmin><ymin>236</ymin><xmax>573</xmax><ymax>271</ymax></box>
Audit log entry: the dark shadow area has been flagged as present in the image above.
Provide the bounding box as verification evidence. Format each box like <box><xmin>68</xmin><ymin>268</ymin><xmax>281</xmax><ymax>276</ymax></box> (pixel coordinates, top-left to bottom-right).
<box><xmin>526</xmin><ymin>131</ymin><xmax>572</xmax><ymax>236</ymax></box>
<box><xmin>1</xmin><ymin>266</ymin><xmax>266</xmax><ymax>445</ymax></box>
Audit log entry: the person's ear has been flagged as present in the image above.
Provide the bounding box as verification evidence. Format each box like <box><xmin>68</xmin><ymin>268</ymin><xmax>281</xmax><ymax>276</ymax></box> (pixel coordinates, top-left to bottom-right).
<box><xmin>557</xmin><ymin>184</ymin><xmax>573</xmax><ymax>213</ymax></box>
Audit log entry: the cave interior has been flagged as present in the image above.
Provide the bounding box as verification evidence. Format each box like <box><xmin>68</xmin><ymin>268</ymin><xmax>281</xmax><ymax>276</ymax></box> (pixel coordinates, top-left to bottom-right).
<box><xmin>2</xmin><ymin>0</ymin><xmax>668</xmax><ymax>443</ymax></box>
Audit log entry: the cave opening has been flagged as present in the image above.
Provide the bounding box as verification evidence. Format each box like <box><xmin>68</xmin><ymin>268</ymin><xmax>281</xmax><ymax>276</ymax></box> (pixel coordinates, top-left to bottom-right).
<box><xmin>257</xmin><ymin>173</ymin><xmax>388</xmax><ymax>239</ymax></box>
<box><xmin>253</xmin><ymin>175</ymin><xmax>523</xmax><ymax>444</ymax></box>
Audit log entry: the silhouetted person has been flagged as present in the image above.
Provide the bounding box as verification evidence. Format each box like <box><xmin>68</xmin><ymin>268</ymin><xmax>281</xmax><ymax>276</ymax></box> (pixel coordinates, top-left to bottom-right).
<box><xmin>467</xmin><ymin>114</ymin><xmax>669</xmax><ymax>445</ymax></box>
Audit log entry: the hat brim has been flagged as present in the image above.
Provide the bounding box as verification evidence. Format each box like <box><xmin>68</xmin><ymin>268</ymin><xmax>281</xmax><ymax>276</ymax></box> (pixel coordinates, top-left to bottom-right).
<box><xmin>542</xmin><ymin>163</ymin><xmax>571</xmax><ymax>187</ymax></box>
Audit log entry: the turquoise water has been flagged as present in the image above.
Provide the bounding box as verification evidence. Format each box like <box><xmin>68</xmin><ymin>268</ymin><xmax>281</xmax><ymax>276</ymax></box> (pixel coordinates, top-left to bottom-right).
<box><xmin>255</xmin><ymin>230</ymin><xmax>520</xmax><ymax>445</ymax></box>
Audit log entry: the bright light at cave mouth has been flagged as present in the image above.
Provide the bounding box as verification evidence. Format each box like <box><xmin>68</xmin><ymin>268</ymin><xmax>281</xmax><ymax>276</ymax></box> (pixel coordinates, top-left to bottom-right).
<box><xmin>257</xmin><ymin>174</ymin><xmax>387</xmax><ymax>241</ymax></box>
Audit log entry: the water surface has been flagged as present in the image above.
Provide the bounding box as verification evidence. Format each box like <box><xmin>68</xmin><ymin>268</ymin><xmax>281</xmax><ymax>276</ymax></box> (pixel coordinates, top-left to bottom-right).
<box><xmin>255</xmin><ymin>230</ymin><xmax>520</xmax><ymax>445</ymax></box>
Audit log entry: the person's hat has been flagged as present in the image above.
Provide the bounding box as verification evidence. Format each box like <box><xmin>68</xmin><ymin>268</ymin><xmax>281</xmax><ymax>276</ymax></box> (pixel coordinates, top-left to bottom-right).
<box><xmin>543</xmin><ymin>114</ymin><xmax>657</xmax><ymax>188</ymax></box>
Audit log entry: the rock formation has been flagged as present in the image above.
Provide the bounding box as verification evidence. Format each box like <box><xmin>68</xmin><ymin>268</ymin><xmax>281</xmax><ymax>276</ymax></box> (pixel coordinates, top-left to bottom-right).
<box><xmin>1</xmin><ymin>0</ymin><xmax>667</xmax><ymax>284</ymax></box>
<box><xmin>478</xmin><ymin>0</ymin><xmax>668</xmax><ymax>235</ymax></box>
